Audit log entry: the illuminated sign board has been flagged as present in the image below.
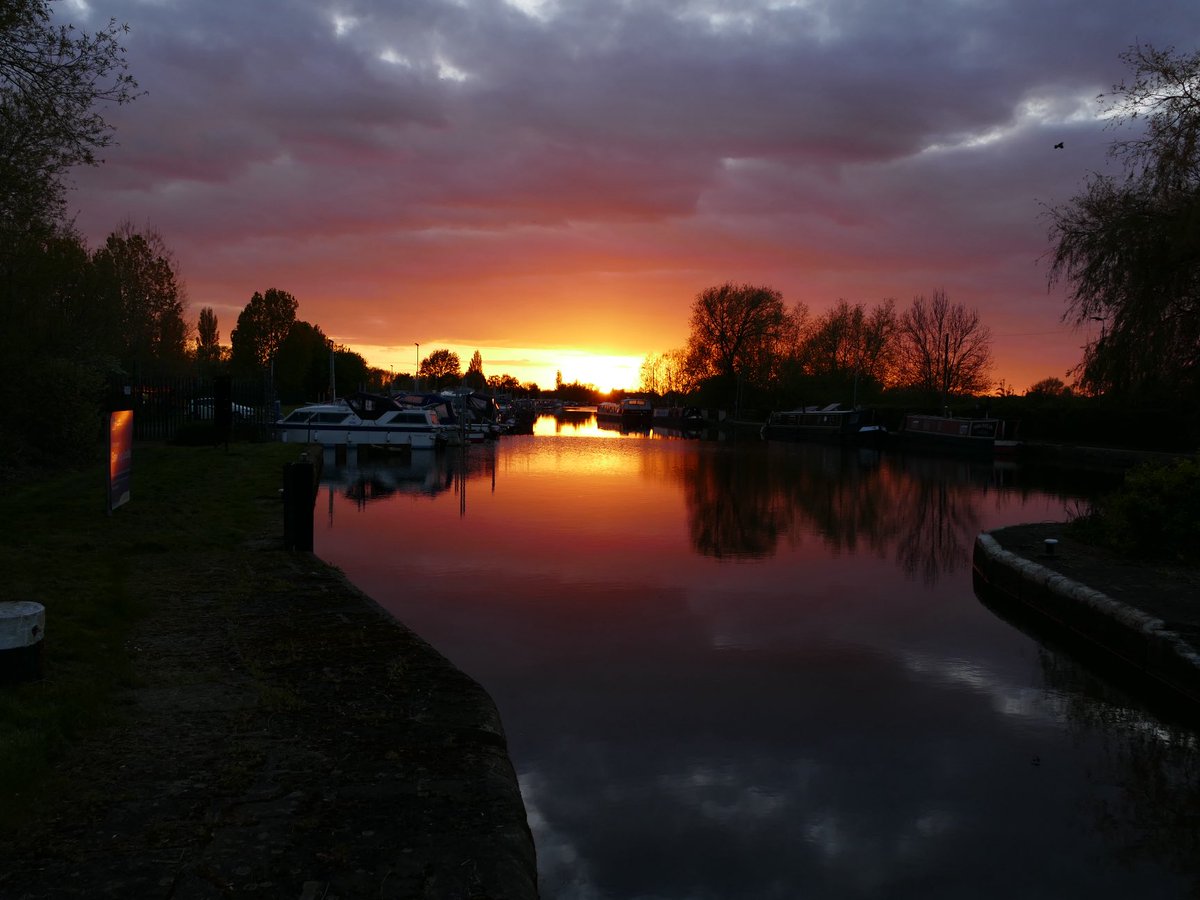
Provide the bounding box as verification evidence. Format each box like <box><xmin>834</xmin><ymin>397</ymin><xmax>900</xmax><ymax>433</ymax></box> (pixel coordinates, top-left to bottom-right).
<box><xmin>108</xmin><ymin>410</ymin><xmax>133</xmax><ymax>512</ymax></box>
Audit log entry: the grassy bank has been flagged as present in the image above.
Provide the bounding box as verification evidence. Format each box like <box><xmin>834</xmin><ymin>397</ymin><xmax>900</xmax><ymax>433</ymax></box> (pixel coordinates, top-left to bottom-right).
<box><xmin>0</xmin><ymin>441</ymin><xmax>301</xmax><ymax>817</ymax></box>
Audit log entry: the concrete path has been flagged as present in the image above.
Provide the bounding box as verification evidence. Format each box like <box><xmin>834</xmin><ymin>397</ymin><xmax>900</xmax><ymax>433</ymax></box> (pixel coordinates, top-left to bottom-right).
<box><xmin>975</xmin><ymin>522</ymin><xmax>1200</xmax><ymax>710</ymax></box>
<box><xmin>0</xmin><ymin>544</ymin><xmax>538</xmax><ymax>899</ymax></box>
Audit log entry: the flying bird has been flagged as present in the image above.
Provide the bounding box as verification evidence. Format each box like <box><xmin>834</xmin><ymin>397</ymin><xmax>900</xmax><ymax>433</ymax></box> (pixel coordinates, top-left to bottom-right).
<box><xmin>1053</xmin><ymin>142</ymin><xmax>1064</xmax><ymax>149</ymax></box>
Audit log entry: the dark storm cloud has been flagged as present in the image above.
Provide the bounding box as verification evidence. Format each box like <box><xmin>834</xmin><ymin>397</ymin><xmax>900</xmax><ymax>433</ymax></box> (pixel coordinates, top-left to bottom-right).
<box><xmin>65</xmin><ymin>0</ymin><xmax>1198</xmax><ymax>382</ymax></box>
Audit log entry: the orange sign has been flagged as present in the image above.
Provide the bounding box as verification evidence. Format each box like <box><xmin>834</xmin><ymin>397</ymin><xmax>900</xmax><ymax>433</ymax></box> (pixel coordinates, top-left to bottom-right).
<box><xmin>108</xmin><ymin>410</ymin><xmax>133</xmax><ymax>512</ymax></box>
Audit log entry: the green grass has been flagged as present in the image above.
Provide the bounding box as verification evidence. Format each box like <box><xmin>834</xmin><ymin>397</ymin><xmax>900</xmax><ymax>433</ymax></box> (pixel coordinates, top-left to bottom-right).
<box><xmin>0</xmin><ymin>441</ymin><xmax>300</xmax><ymax>809</ymax></box>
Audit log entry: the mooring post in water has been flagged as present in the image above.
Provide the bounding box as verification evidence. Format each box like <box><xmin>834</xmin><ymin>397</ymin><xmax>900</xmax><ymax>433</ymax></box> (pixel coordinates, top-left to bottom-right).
<box><xmin>0</xmin><ymin>601</ymin><xmax>45</xmax><ymax>685</ymax></box>
<box><xmin>283</xmin><ymin>459</ymin><xmax>315</xmax><ymax>551</ymax></box>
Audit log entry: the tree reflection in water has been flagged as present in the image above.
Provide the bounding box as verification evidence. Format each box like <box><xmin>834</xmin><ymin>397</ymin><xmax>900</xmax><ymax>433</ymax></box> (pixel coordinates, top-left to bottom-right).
<box><xmin>313</xmin><ymin>434</ymin><xmax>1195</xmax><ymax>898</ymax></box>
<box><xmin>975</xmin><ymin>589</ymin><xmax>1200</xmax><ymax>888</ymax></box>
<box><xmin>1088</xmin><ymin>720</ymin><xmax>1200</xmax><ymax>883</ymax></box>
<box><xmin>680</xmin><ymin>446</ymin><xmax>792</xmax><ymax>559</ymax></box>
<box><xmin>678</xmin><ymin>441</ymin><xmax>996</xmax><ymax>583</ymax></box>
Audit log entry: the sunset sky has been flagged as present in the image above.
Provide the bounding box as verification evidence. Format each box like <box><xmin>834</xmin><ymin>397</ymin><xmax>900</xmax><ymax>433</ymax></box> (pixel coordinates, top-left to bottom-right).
<box><xmin>64</xmin><ymin>0</ymin><xmax>1196</xmax><ymax>393</ymax></box>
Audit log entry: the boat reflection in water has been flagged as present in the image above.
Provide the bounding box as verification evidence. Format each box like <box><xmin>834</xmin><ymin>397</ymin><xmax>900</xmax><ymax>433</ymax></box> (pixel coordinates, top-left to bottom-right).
<box><xmin>319</xmin><ymin>442</ymin><xmax>498</xmax><ymax>518</ymax></box>
<box><xmin>320</xmin><ymin>453</ymin><xmax>453</xmax><ymax>506</ymax></box>
<box><xmin>315</xmin><ymin>432</ymin><xmax>1196</xmax><ymax>900</ymax></box>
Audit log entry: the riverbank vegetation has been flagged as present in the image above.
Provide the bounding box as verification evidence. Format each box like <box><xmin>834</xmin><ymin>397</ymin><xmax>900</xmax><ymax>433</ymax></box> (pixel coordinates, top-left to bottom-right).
<box><xmin>1045</xmin><ymin>44</ymin><xmax>1200</xmax><ymax>401</ymax></box>
<box><xmin>1069</xmin><ymin>459</ymin><xmax>1200</xmax><ymax>564</ymax></box>
<box><xmin>638</xmin><ymin>285</ymin><xmax>997</xmax><ymax>418</ymax></box>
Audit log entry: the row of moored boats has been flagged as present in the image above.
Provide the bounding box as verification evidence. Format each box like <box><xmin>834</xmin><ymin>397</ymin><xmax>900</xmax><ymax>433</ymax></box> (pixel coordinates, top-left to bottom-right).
<box><xmin>274</xmin><ymin>391</ymin><xmax>526</xmax><ymax>450</ymax></box>
<box><xmin>761</xmin><ymin>403</ymin><xmax>1020</xmax><ymax>456</ymax></box>
<box><xmin>273</xmin><ymin>393</ymin><xmax>1020</xmax><ymax>457</ymax></box>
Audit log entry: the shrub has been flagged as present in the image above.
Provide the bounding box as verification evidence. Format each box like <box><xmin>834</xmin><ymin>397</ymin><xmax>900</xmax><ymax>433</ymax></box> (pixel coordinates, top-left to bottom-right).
<box><xmin>1072</xmin><ymin>459</ymin><xmax>1200</xmax><ymax>563</ymax></box>
<box><xmin>8</xmin><ymin>357</ymin><xmax>107</xmax><ymax>466</ymax></box>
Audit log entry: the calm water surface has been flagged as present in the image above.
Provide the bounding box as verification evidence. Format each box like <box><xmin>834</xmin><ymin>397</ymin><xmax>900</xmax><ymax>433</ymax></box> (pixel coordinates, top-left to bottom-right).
<box><xmin>315</xmin><ymin>419</ymin><xmax>1200</xmax><ymax>900</ymax></box>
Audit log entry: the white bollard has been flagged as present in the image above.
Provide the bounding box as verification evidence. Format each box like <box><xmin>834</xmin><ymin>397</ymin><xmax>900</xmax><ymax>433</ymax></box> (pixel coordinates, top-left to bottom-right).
<box><xmin>0</xmin><ymin>601</ymin><xmax>45</xmax><ymax>684</ymax></box>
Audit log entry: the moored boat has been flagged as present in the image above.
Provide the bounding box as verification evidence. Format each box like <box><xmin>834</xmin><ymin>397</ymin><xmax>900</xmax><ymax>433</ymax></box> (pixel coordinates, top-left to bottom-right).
<box><xmin>596</xmin><ymin>397</ymin><xmax>654</xmax><ymax>425</ymax></box>
<box><xmin>392</xmin><ymin>390</ymin><xmax>504</xmax><ymax>444</ymax></box>
<box><xmin>761</xmin><ymin>403</ymin><xmax>885</xmax><ymax>446</ymax></box>
<box><xmin>651</xmin><ymin>406</ymin><xmax>720</xmax><ymax>434</ymax></box>
<box><xmin>274</xmin><ymin>392</ymin><xmax>449</xmax><ymax>449</ymax></box>
<box><xmin>899</xmin><ymin>413</ymin><xmax>1019</xmax><ymax>457</ymax></box>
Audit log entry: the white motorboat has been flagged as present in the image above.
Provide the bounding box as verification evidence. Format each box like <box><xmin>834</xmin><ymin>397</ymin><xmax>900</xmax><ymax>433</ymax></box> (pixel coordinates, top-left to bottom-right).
<box><xmin>274</xmin><ymin>393</ymin><xmax>449</xmax><ymax>450</ymax></box>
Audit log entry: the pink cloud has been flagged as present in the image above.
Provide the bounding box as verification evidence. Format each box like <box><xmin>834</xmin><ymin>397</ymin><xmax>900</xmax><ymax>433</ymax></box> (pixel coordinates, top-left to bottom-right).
<box><xmin>65</xmin><ymin>0</ymin><xmax>1187</xmax><ymax>390</ymax></box>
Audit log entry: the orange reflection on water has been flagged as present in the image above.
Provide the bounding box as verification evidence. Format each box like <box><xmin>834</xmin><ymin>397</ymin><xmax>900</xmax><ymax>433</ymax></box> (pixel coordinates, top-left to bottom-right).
<box><xmin>532</xmin><ymin>411</ymin><xmax>655</xmax><ymax>439</ymax></box>
<box><xmin>320</xmin><ymin>438</ymin><xmax>693</xmax><ymax>599</ymax></box>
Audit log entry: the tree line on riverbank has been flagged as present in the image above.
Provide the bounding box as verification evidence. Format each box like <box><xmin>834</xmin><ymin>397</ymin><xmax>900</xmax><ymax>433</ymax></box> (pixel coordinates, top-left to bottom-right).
<box><xmin>639</xmin><ymin>286</ymin><xmax>996</xmax><ymax>415</ymax></box>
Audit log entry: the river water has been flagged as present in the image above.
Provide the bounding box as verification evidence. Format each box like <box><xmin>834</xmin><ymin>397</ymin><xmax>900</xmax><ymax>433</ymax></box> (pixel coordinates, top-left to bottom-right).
<box><xmin>314</xmin><ymin>416</ymin><xmax>1200</xmax><ymax>900</ymax></box>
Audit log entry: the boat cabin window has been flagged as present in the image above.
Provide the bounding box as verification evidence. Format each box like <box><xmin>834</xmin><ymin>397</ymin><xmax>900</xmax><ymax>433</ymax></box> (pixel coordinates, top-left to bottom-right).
<box><xmin>282</xmin><ymin>411</ymin><xmax>314</xmax><ymax>423</ymax></box>
<box><xmin>312</xmin><ymin>412</ymin><xmax>350</xmax><ymax>423</ymax></box>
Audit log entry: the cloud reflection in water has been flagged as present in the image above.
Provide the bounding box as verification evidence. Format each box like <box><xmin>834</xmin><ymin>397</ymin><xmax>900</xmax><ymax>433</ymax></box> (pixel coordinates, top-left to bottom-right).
<box><xmin>316</xmin><ymin>436</ymin><xmax>1197</xmax><ymax>899</ymax></box>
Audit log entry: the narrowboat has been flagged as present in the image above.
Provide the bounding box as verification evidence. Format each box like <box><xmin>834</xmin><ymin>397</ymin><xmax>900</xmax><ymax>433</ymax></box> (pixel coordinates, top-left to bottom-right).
<box><xmin>899</xmin><ymin>413</ymin><xmax>1020</xmax><ymax>456</ymax></box>
<box><xmin>761</xmin><ymin>404</ymin><xmax>886</xmax><ymax>446</ymax></box>
<box><xmin>596</xmin><ymin>398</ymin><xmax>655</xmax><ymax>427</ymax></box>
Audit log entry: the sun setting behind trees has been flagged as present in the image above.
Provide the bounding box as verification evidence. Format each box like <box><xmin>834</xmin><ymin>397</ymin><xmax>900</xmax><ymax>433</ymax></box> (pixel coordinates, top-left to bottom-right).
<box><xmin>356</xmin><ymin>343</ymin><xmax>645</xmax><ymax>396</ymax></box>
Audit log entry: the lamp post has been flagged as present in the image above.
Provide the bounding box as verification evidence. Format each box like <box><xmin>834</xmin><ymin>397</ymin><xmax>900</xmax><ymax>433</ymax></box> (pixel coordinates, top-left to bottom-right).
<box><xmin>328</xmin><ymin>339</ymin><xmax>336</xmax><ymax>401</ymax></box>
<box><xmin>414</xmin><ymin>342</ymin><xmax>420</xmax><ymax>391</ymax></box>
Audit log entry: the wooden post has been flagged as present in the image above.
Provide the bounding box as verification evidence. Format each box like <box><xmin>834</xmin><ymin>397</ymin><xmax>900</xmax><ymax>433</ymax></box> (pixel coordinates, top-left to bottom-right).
<box><xmin>283</xmin><ymin>461</ymin><xmax>315</xmax><ymax>552</ymax></box>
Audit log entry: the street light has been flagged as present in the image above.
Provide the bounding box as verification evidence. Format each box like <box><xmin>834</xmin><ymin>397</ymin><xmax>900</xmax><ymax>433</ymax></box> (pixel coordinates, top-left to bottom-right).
<box><xmin>415</xmin><ymin>342</ymin><xmax>420</xmax><ymax>391</ymax></box>
<box><xmin>328</xmin><ymin>339</ymin><xmax>336</xmax><ymax>400</ymax></box>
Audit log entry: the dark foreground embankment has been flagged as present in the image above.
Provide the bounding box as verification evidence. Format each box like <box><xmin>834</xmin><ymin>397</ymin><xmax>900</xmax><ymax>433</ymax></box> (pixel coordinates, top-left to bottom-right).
<box><xmin>0</xmin><ymin>496</ymin><xmax>538</xmax><ymax>899</ymax></box>
<box><xmin>974</xmin><ymin>522</ymin><xmax>1200</xmax><ymax>712</ymax></box>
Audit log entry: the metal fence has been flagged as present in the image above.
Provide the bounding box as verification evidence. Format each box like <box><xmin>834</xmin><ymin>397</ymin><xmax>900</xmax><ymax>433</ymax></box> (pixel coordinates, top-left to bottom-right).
<box><xmin>128</xmin><ymin>375</ymin><xmax>277</xmax><ymax>441</ymax></box>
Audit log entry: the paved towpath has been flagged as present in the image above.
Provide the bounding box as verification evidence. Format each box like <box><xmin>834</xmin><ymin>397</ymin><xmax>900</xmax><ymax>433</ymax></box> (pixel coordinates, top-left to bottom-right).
<box><xmin>0</xmin><ymin>540</ymin><xmax>538</xmax><ymax>899</ymax></box>
<box><xmin>978</xmin><ymin>522</ymin><xmax>1200</xmax><ymax>709</ymax></box>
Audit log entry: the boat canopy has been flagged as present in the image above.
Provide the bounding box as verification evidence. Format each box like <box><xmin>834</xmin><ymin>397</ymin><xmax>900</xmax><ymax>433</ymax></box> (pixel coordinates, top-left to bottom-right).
<box><xmin>344</xmin><ymin>391</ymin><xmax>405</xmax><ymax>421</ymax></box>
<box><xmin>392</xmin><ymin>390</ymin><xmax>499</xmax><ymax>425</ymax></box>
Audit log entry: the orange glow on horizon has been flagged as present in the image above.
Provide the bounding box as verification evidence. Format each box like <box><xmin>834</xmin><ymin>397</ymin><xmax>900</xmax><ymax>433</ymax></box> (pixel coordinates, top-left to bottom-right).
<box><xmin>356</xmin><ymin>342</ymin><xmax>646</xmax><ymax>393</ymax></box>
<box><xmin>350</xmin><ymin>330</ymin><xmax>1085</xmax><ymax>399</ymax></box>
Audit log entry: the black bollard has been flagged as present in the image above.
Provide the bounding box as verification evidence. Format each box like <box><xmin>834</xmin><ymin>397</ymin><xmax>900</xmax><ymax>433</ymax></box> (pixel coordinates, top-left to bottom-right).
<box><xmin>283</xmin><ymin>461</ymin><xmax>315</xmax><ymax>551</ymax></box>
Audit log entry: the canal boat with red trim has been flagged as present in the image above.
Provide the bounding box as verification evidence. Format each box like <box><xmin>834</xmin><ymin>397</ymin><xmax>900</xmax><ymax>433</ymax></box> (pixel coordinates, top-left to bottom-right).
<box><xmin>899</xmin><ymin>413</ymin><xmax>1020</xmax><ymax>456</ymax></box>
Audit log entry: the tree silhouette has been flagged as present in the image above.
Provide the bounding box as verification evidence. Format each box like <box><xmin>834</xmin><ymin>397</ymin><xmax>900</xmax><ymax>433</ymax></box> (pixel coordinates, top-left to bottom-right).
<box><xmin>894</xmin><ymin>290</ymin><xmax>993</xmax><ymax>402</ymax></box>
<box><xmin>464</xmin><ymin>350</ymin><xmax>486</xmax><ymax>389</ymax></box>
<box><xmin>230</xmin><ymin>288</ymin><xmax>298</xmax><ymax>372</ymax></box>
<box><xmin>686</xmin><ymin>283</ymin><xmax>792</xmax><ymax>381</ymax></box>
<box><xmin>801</xmin><ymin>299</ymin><xmax>898</xmax><ymax>399</ymax></box>
<box><xmin>196</xmin><ymin>307</ymin><xmax>221</xmax><ymax>365</ymax></box>
<box><xmin>90</xmin><ymin>224</ymin><xmax>188</xmax><ymax>372</ymax></box>
<box><xmin>419</xmin><ymin>348</ymin><xmax>461</xmax><ymax>389</ymax></box>
<box><xmin>1045</xmin><ymin>43</ymin><xmax>1200</xmax><ymax>399</ymax></box>
<box><xmin>0</xmin><ymin>1</ymin><xmax>138</xmax><ymax>236</ymax></box>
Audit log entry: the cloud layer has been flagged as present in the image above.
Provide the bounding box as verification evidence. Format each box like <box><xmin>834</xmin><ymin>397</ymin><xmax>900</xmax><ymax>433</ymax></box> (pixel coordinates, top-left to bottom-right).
<box><xmin>66</xmin><ymin>0</ymin><xmax>1192</xmax><ymax>388</ymax></box>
